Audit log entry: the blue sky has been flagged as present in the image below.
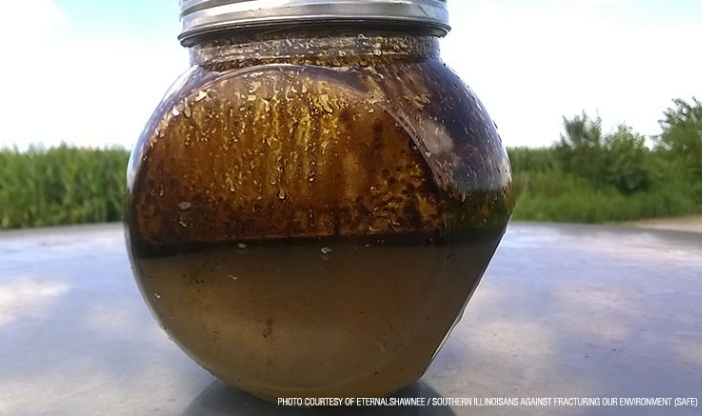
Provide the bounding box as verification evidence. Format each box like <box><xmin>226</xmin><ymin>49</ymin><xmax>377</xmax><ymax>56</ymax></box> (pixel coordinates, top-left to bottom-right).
<box><xmin>1</xmin><ymin>0</ymin><xmax>700</xmax><ymax>149</ymax></box>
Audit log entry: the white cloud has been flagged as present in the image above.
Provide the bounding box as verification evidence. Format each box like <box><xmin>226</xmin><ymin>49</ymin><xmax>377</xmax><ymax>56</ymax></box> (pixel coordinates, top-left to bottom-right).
<box><xmin>570</xmin><ymin>0</ymin><xmax>627</xmax><ymax>7</ymax></box>
<box><xmin>0</xmin><ymin>0</ymin><xmax>65</xmax><ymax>38</ymax></box>
<box><xmin>0</xmin><ymin>1</ymin><xmax>187</xmax><ymax>150</ymax></box>
<box><xmin>442</xmin><ymin>2</ymin><xmax>702</xmax><ymax>147</ymax></box>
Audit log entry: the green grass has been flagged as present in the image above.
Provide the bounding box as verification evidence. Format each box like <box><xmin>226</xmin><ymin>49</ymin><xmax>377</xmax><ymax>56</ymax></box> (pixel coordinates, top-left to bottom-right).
<box><xmin>509</xmin><ymin>147</ymin><xmax>702</xmax><ymax>223</ymax></box>
<box><xmin>0</xmin><ymin>145</ymin><xmax>128</xmax><ymax>229</ymax></box>
<box><xmin>512</xmin><ymin>171</ymin><xmax>702</xmax><ymax>223</ymax></box>
<box><xmin>0</xmin><ymin>145</ymin><xmax>700</xmax><ymax>230</ymax></box>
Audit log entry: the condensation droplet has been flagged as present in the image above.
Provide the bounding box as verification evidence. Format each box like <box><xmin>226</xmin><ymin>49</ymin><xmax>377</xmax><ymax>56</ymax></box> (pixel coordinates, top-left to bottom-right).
<box><xmin>184</xmin><ymin>104</ymin><xmax>192</xmax><ymax>118</ymax></box>
<box><xmin>154</xmin><ymin>293</ymin><xmax>161</xmax><ymax>299</ymax></box>
<box><xmin>278</xmin><ymin>187</ymin><xmax>286</xmax><ymax>200</ymax></box>
<box><xmin>319</xmin><ymin>94</ymin><xmax>334</xmax><ymax>113</ymax></box>
<box><xmin>195</xmin><ymin>90</ymin><xmax>208</xmax><ymax>102</ymax></box>
<box><xmin>178</xmin><ymin>202</ymin><xmax>192</xmax><ymax>211</ymax></box>
<box><xmin>321</xmin><ymin>247</ymin><xmax>333</xmax><ymax>255</ymax></box>
<box><xmin>238</xmin><ymin>243</ymin><xmax>248</xmax><ymax>250</ymax></box>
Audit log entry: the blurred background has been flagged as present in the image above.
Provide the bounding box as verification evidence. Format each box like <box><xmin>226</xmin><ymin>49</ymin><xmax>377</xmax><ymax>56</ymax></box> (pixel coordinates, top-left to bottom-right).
<box><xmin>0</xmin><ymin>0</ymin><xmax>700</xmax><ymax>229</ymax></box>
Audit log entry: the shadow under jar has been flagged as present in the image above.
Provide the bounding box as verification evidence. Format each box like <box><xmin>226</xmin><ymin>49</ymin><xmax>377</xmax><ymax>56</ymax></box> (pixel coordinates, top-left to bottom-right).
<box><xmin>126</xmin><ymin>0</ymin><xmax>515</xmax><ymax>402</ymax></box>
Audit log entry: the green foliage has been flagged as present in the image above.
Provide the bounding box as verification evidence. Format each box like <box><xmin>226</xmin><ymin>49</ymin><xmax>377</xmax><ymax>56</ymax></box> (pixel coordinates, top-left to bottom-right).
<box><xmin>513</xmin><ymin>171</ymin><xmax>699</xmax><ymax>223</ymax></box>
<box><xmin>556</xmin><ymin>113</ymin><xmax>607</xmax><ymax>183</ymax></box>
<box><xmin>507</xmin><ymin>147</ymin><xmax>557</xmax><ymax>173</ymax></box>
<box><xmin>0</xmin><ymin>144</ymin><xmax>128</xmax><ymax>229</ymax></box>
<box><xmin>556</xmin><ymin>115</ymin><xmax>652</xmax><ymax>194</ymax></box>
<box><xmin>657</xmin><ymin>97</ymin><xmax>702</xmax><ymax>180</ymax></box>
<box><xmin>513</xmin><ymin>102</ymin><xmax>702</xmax><ymax>223</ymax></box>
<box><xmin>602</xmin><ymin>125</ymin><xmax>651</xmax><ymax>194</ymax></box>
<box><xmin>507</xmin><ymin>147</ymin><xmax>558</xmax><ymax>196</ymax></box>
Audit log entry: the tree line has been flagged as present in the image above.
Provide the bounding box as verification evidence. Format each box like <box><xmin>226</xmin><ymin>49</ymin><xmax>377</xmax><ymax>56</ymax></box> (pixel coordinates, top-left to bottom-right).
<box><xmin>509</xmin><ymin>98</ymin><xmax>702</xmax><ymax>222</ymax></box>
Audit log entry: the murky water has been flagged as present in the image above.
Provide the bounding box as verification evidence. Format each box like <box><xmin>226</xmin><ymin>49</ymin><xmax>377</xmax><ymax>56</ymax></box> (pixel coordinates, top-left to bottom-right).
<box><xmin>133</xmin><ymin>234</ymin><xmax>501</xmax><ymax>399</ymax></box>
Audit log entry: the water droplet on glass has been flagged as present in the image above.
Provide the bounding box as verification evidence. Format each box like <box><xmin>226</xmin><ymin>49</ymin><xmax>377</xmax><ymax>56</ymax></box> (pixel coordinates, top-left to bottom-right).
<box><xmin>238</xmin><ymin>243</ymin><xmax>248</xmax><ymax>250</ymax></box>
<box><xmin>184</xmin><ymin>104</ymin><xmax>192</xmax><ymax>118</ymax></box>
<box><xmin>178</xmin><ymin>202</ymin><xmax>192</xmax><ymax>211</ymax></box>
<box><xmin>154</xmin><ymin>293</ymin><xmax>161</xmax><ymax>299</ymax></box>
<box><xmin>249</xmin><ymin>81</ymin><xmax>262</xmax><ymax>93</ymax></box>
<box><xmin>278</xmin><ymin>187</ymin><xmax>286</xmax><ymax>200</ymax></box>
<box><xmin>319</xmin><ymin>94</ymin><xmax>334</xmax><ymax>113</ymax></box>
<box><xmin>321</xmin><ymin>247</ymin><xmax>333</xmax><ymax>255</ymax></box>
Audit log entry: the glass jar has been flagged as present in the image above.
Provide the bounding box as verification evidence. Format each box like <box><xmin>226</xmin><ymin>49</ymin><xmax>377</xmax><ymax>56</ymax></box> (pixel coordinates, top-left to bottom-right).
<box><xmin>126</xmin><ymin>0</ymin><xmax>514</xmax><ymax>401</ymax></box>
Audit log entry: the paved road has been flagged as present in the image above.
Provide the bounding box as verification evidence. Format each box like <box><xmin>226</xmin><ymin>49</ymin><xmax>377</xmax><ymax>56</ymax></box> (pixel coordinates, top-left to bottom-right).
<box><xmin>0</xmin><ymin>223</ymin><xmax>700</xmax><ymax>415</ymax></box>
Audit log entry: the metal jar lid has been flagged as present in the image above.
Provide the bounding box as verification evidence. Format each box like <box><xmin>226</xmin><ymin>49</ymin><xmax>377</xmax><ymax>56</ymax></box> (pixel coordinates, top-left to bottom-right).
<box><xmin>179</xmin><ymin>0</ymin><xmax>450</xmax><ymax>45</ymax></box>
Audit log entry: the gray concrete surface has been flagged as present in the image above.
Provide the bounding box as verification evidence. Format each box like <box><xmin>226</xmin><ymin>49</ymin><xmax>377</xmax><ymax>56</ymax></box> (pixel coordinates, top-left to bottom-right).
<box><xmin>624</xmin><ymin>215</ymin><xmax>702</xmax><ymax>234</ymax></box>
<box><xmin>0</xmin><ymin>223</ymin><xmax>700</xmax><ymax>415</ymax></box>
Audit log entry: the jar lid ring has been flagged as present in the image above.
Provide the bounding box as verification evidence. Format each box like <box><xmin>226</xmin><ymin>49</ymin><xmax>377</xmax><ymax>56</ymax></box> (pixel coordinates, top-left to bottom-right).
<box><xmin>179</xmin><ymin>0</ymin><xmax>451</xmax><ymax>46</ymax></box>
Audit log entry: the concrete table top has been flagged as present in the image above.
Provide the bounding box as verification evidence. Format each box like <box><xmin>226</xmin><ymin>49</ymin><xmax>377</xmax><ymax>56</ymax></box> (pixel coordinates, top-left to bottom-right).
<box><xmin>0</xmin><ymin>223</ymin><xmax>700</xmax><ymax>415</ymax></box>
